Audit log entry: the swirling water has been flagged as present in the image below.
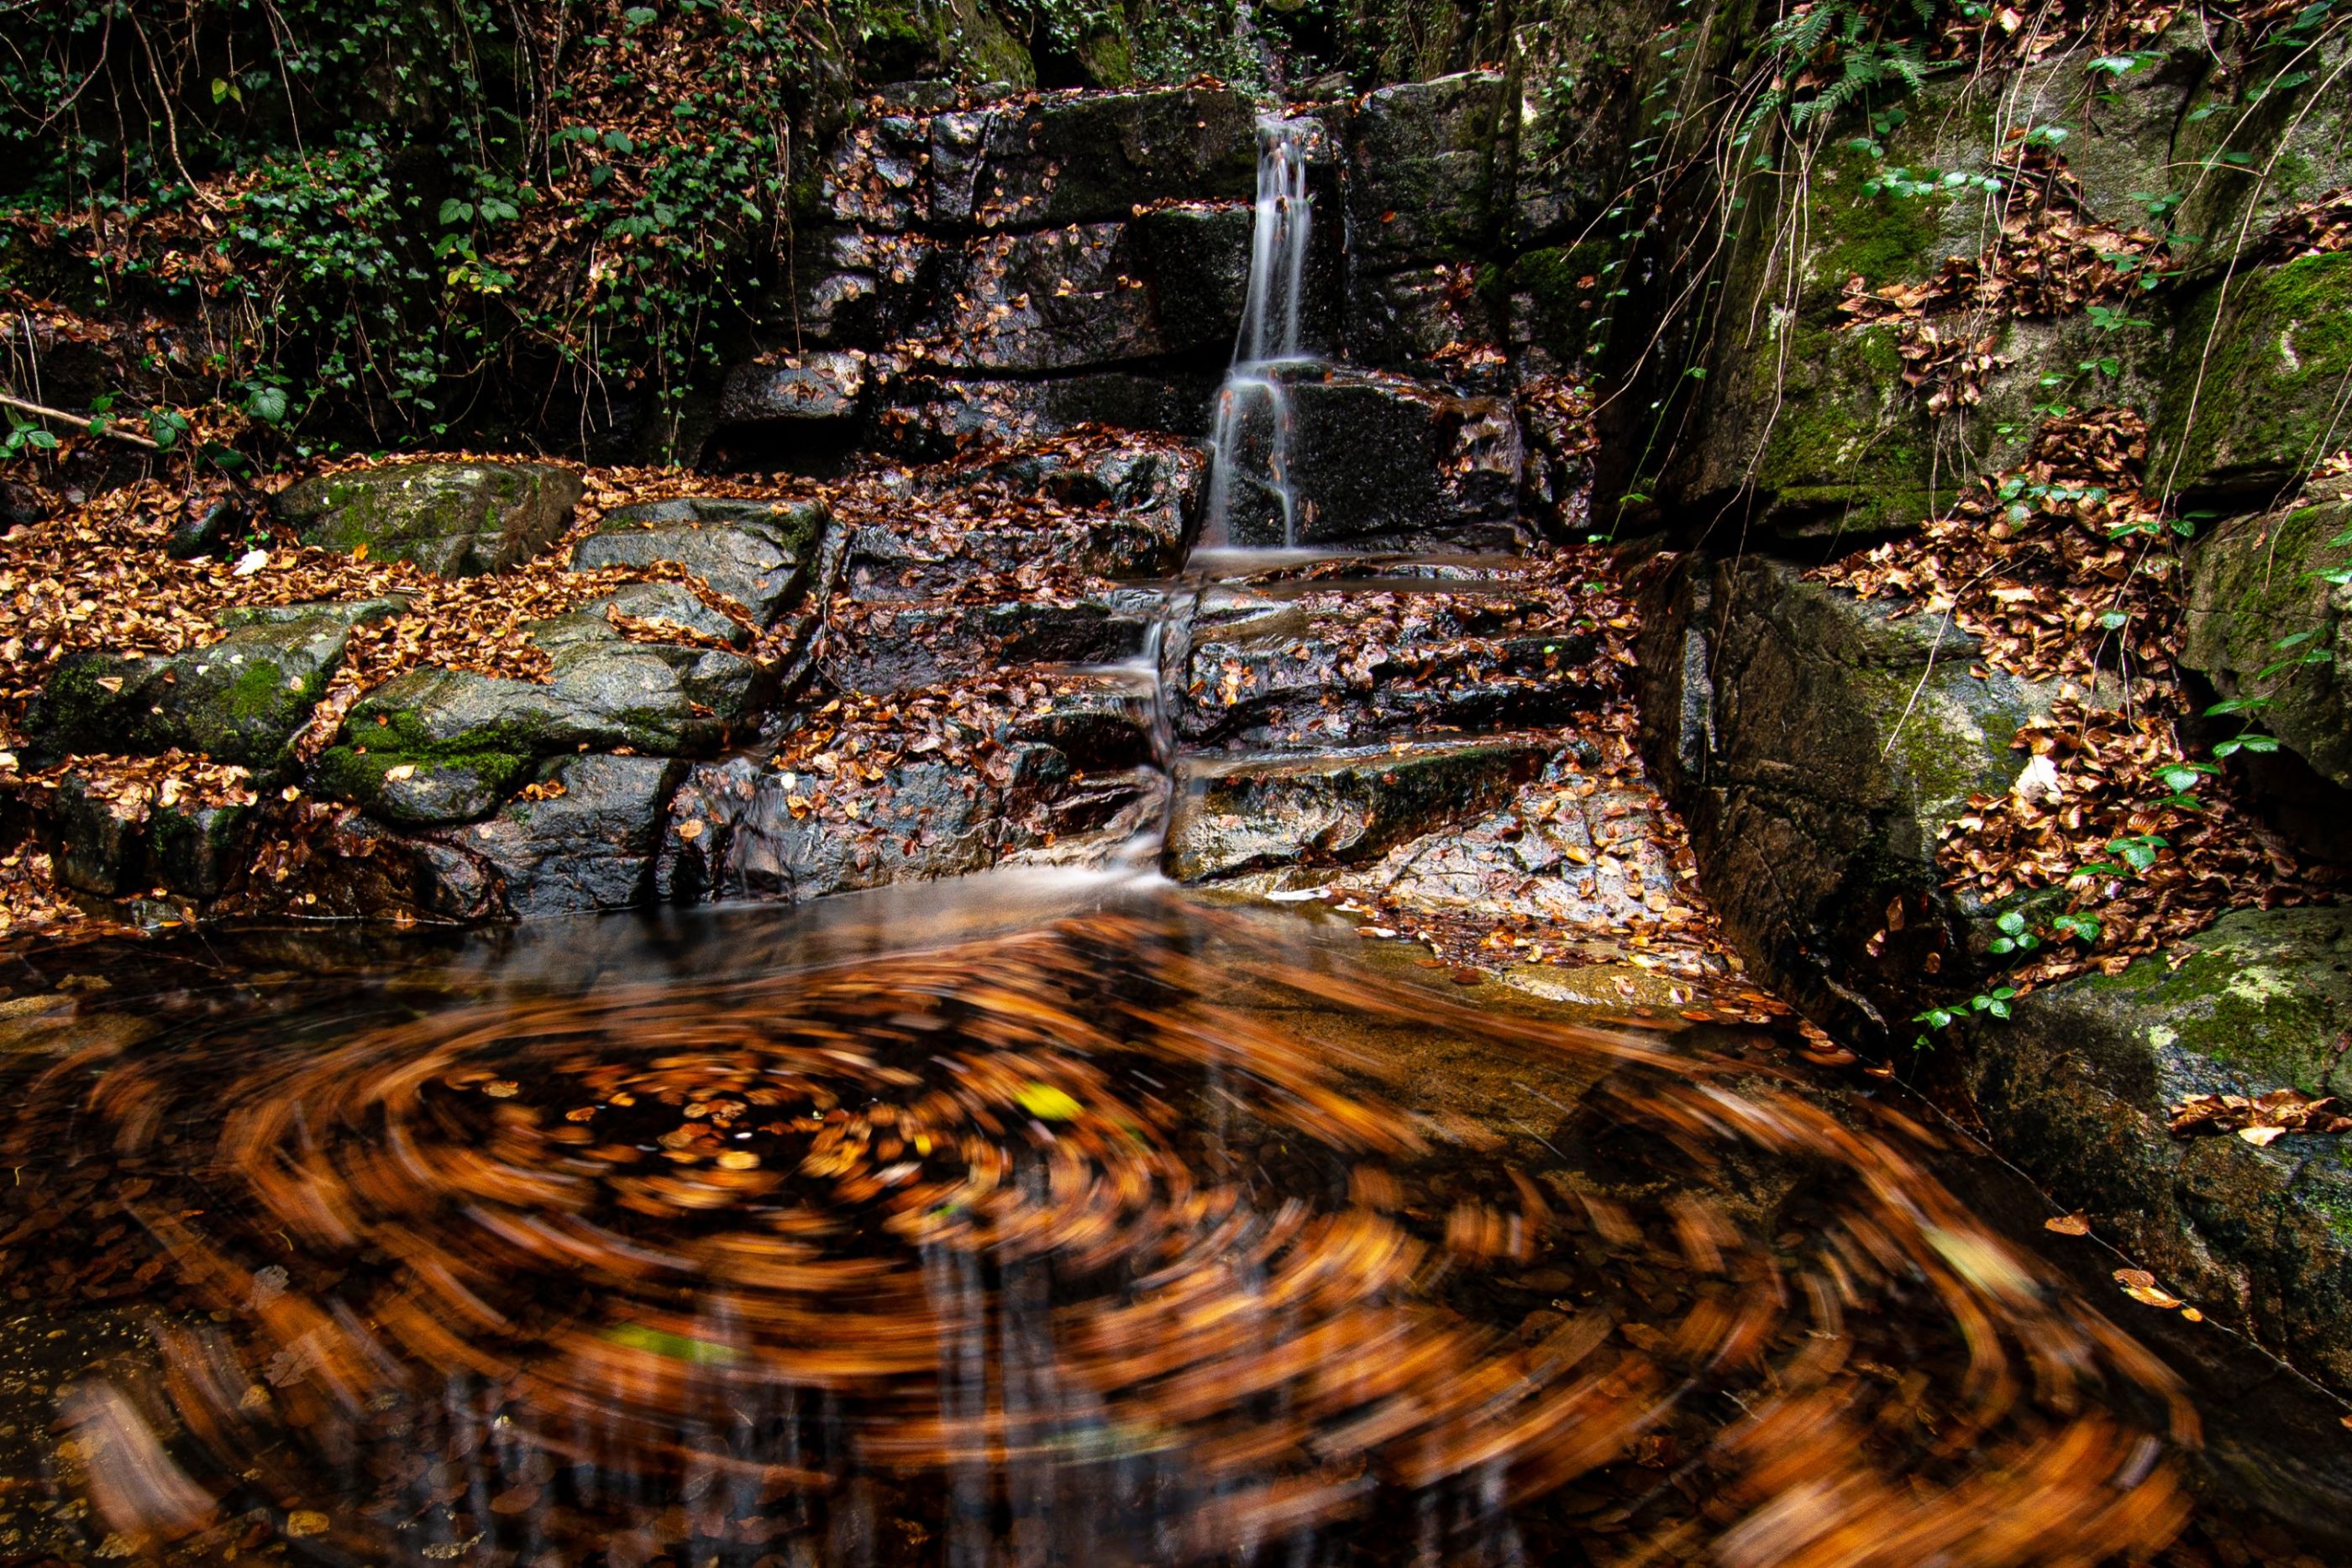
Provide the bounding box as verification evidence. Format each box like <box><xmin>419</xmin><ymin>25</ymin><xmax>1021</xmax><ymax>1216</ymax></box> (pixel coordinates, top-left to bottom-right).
<box><xmin>0</xmin><ymin>870</ymin><xmax>2197</xmax><ymax>1567</ymax></box>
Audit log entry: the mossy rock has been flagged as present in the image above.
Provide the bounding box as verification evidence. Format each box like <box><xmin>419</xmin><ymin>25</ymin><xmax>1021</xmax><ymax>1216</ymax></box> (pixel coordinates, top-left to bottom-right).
<box><xmin>276</xmin><ymin>460</ymin><xmax>584</xmax><ymax>579</ymax></box>
<box><xmin>2152</xmin><ymin>254</ymin><xmax>2352</xmax><ymax>502</ymax></box>
<box><xmin>24</xmin><ymin>616</ymin><xmax>351</xmax><ymax>771</ymax></box>
<box><xmin>2185</xmin><ymin>497</ymin><xmax>2352</xmax><ymax>790</ymax></box>
<box><xmin>312</xmin><ymin>745</ymin><xmax>533</xmax><ymax>826</ymax></box>
<box><xmin>1963</xmin><ymin>905</ymin><xmax>2352</xmax><ymax>1392</ymax></box>
<box><xmin>1635</xmin><ymin>555</ymin><xmax>2060</xmax><ymax>1041</ymax></box>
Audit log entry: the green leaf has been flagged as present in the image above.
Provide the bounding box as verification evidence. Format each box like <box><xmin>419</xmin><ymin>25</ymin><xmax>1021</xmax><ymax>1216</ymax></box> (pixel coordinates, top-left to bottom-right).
<box><xmin>1996</xmin><ymin>910</ymin><xmax>2028</xmax><ymax>936</ymax></box>
<box><xmin>599</xmin><ymin>1324</ymin><xmax>738</xmax><ymax>1365</ymax></box>
<box><xmin>245</xmin><ymin>385</ymin><xmax>288</xmax><ymax>425</ymax></box>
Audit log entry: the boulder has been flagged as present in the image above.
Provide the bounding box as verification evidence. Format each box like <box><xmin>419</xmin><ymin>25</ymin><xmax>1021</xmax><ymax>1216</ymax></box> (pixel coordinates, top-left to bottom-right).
<box><xmin>38</xmin><ymin>773</ymin><xmax>252</xmax><ymax>899</ymax></box>
<box><xmin>2184</xmin><ymin>496</ymin><xmax>2352</xmax><ymax>793</ymax></box>
<box><xmin>465</xmin><ymin>754</ymin><xmax>687</xmax><ymax>915</ymax></box>
<box><xmin>1206</xmin><ymin>364</ymin><xmax>1522</xmax><ymax>548</ymax></box>
<box><xmin>2151</xmin><ymin>254</ymin><xmax>2352</xmax><ymax>506</ymax></box>
<box><xmin>1346</xmin><ymin>265</ymin><xmax>1504</xmax><ymax>373</ymax></box>
<box><xmin>969</xmin><ymin>87</ymin><xmax>1256</xmax><ymax>229</ymax></box>
<box><xmin>1131</xmin><ymin>202</ymin><xmax>1253</xmax><ymax>351</ymax></box>
<box><xmin>1163</xmin><ymin>738</ymin><xmax>1549</xmax><ymax>882</ymax></box>
<box><xmin>1961</xmin><ymin>906</ymin><xmax>2352</xmax><ymax>1392</ymax></box>
<box><xmin>570</xmin><ymin>497</ymin><xmax>825</xmax><ymax>624</ymax></box>
<box><xmin>27</xmin><ymin>614</ymin><xmax>354</xmax><ymax>770</ymax></box>
<box><xmin>1636</xmin><ymin>554</ymin><xmax>2060</xmax><ymax>1041</ymax></box>
<box><xmin>1345</xmin><ymin>72</ymin><xmax>1510</xmax><ymax>268</ymax></box>
<box><xmin>336</xmin><ymin>617</ymin><xmax>763</xmax><ymax>785</ymax></box>
<box><xmin>277</xmin><ymin>461</ymin><xmax>583</xmax><ymax>578</ymax></box>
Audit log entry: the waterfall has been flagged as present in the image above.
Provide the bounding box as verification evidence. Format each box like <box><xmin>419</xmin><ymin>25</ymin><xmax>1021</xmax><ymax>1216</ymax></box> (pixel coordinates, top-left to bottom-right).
<box><xmin>1200</xmin><ymin>117</ymin><xmax>1317</xmax><ymax>550</ymax></box>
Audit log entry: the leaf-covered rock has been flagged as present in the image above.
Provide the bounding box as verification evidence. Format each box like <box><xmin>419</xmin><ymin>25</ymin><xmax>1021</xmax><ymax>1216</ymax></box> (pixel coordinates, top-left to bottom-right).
<box><xmin>277</xmin><ymin>462</ymin><xmax>585</xmax><ymax>579</ymax></box>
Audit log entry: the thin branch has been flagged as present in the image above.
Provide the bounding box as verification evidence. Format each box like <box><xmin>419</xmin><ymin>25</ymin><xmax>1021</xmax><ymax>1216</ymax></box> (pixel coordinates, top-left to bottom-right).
<box><xmin>0</xmin><ymin>391</ymin><xmax>163</xmax><ymax>449</ymax></box>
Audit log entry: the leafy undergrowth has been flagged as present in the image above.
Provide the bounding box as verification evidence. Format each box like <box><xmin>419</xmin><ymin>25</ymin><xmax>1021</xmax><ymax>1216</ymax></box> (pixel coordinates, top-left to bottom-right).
<box><xmin>1817</xmin><ymin>412</ymin><xmax>2342</xmax><ymax>996</ymax></box>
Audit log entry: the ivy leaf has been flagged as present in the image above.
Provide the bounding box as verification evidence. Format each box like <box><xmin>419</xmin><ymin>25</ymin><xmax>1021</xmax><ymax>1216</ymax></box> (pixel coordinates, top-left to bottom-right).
<box><xmin>245</xmin><ymin>385</ymin><xmax>288</xmax><ymax>425</ymax></box>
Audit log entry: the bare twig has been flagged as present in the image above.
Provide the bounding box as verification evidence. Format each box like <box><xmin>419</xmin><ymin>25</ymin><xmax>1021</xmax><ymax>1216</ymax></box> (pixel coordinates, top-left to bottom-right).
<box><xmin>0</xmin><ymin>391</ymin><xmax>162</xmax><ymax>449</ymax></box>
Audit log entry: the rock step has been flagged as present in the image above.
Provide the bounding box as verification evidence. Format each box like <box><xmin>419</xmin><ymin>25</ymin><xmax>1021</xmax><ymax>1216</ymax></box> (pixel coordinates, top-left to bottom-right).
<box><xmin>1173</xmin><ymin>569</ymin><xmax>1604</xmax><ymax>752</ymax></box>
<box><xmin>1163</xmin><ymin>737</ymin><xmax>1550</xmax><ymax>884</ymax></box>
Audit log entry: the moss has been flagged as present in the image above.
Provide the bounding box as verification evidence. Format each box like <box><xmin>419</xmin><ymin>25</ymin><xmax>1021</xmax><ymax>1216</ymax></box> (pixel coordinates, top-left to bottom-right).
<box><xmin>1809</xmin><ymin>152</ymin><xmax>1956</xmax><ymax>293</ymax></box>
<box><xmin>2155</xmin><ymin>253</ymin><xmax>2352</xmax><ymax>495</ymax></box>
<box><xmin>2078</xmin><ymin>910</ymin><xmax>2352</xmax><ymax>1093</ymax></box>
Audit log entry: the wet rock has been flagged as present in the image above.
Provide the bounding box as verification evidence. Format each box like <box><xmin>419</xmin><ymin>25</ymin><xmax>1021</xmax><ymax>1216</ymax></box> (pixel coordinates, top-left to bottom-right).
<box><xmin>570</xmin><ymin>497</ymin><xmax>825</xmax><ymax>624</ymax></box>
<box><xmin>847</xmin><ymin>442</ymin><xmax>1200</xmax><ymax>593</ymax></box>
<box><xmin>920</xmin><ymin>223</ymin><xmax>1171</xmax><ymax>372</ymax></box>
<box><xmin>970</xmin><ymin>86</ymin><xmax>1256</xmax><ymax>229</ymax></box>
<box><xmin>276</xmin><ymin>460</ymin><xmax>584</xmax><ymax>578</ymax></box>
<box><xmin>1175</xmin><ymin>574</ymin><xmax>1599</xmax><ymax>750</ymax></box>
<box><xmin>312</xmin><ymin>746</ymin><xmax>532</xmax><ymax>827</ymax></box>
<box><xmin>822</xmin><ymin>595</ymin><xmax>1154</xmax><ymax>694</ymax></box>
<box><xmin>214</xmin><ymin>595</ymin><xmax>413</xmax><ymax>632</ymax></box>
<box><xmin>26</xmin><ymin>614</ymin><xmax>353</xmax><ymax>770</ymax></box>
<box><xmin>1209</xmin><ymin>365</ymin><xmax>1522</xmax><ymax>549</ymax></box>
<box><xmin>1346</xmin><ymin>265</ymin><xmax>1504</xmax><ymax>373</ymax></box>
<box><xmin>1131</xmin><ymin>202</ymin><xmax>1252</xmax><ymax>348</ymax></box>
<box><xmin>717</xmin><ymin>352</ymin><xmax>867</xmax><ymax>424</ymax></box>
<box><xmin>2153</xmin><ymin>254</ymin><xmax>2352</xmax><ymax>506</ymax></box>
<box><xmin>881</xmin><ymin>370</ymin><xmax>1216</xmax><ymax>454</ymax></box>
<box><xmin>2184</xmin><ymin>497</ymin><xmax>2352</xmax><ymax>794</ymax></box>
<box><xmin>466</xmin><ymin>754</ymin><xmax>687</xmax><ymax>915</ymax></box>
<box><xmin>1637</xmin><ymin>553</ymin><xmax>2059</xmax><ymax>1041</ymax></box>
<box><xmin>39</xmin><ymin>775</ymin><xmax>251</xmax><ymax>899</ymax></box>
<box><xmin>580</xmin><ymin>580</ymin><xmax>754</xmax><ymax>648</ymax></box>
<box><xmin>1345</xmin><ymin>72</ymin><xmax>1510</xmax><ymax>268</ymax></box>
<box><xmin>1962</xmin><ymin>906</ymin><xmax>2352</xmax><ymax>1392</ymax></box>
<box><xmin>1163</xmin><ymin>738</ymin><xmax>1549</xmax><ymax>882</ymax></box>
<box><xmin>656</xmin><ymin>752</ymin><xmax>1158</xmax><ymax>905</ymax></box>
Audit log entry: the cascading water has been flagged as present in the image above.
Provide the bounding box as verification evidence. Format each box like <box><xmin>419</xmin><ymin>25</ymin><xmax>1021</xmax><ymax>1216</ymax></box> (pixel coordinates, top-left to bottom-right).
<box><xmin>1200</xmin><ymin>116</ymin><xmax>1319</xmax><ymax>551</ymax></box>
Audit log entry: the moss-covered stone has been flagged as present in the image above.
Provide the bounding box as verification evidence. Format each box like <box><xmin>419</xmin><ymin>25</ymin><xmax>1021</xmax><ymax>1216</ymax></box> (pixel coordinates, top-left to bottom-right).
<box><xmin>1635</xmin><ymin>554</ymin><xmax>2061</xmax><ymax>1041</ymax></box>
<box><xmin>2185</xmin><ymin>496</ymin><xmax>2352</xmax><ymax>790</ymax></box>
<box><xmin>2153</xmin><ymin>254</ymin><xmax>2352</xmax><ymax>501</ymax></box>
<box><xmin>276</xmin><ymin>460</ymin><xmax>584</xmax><ymax>579</ymax></box>
<box><xmin>1345</xmin><ymin>71</ymin><xmax>1511</xmax><ymax>267</ymax></box>
<box><xmin>312</xmin><ymin>744</ymin><xmax>533</xmax><ymax>826</ymax></box>
<box><xmin>24</xmin><ymin>616</ymin><xmax>352</xmax><ymax>771</ymax></box>
<box><xmin>1963</xmin><ymin>905</ymin><xmax>2352</xmax><ymax>1392</ymax></box>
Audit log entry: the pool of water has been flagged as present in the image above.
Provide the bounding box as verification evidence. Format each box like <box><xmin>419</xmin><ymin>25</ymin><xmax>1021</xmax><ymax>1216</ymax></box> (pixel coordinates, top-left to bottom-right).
<box><xmin>0</xmin><ymin>872</ymin><xmax>2204</xmax><ymax>1565</ymax></box>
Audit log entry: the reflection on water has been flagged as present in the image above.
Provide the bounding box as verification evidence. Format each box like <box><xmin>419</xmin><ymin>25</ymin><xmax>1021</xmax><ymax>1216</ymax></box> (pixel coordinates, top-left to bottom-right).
<box><xmin>0</xmin><ymin>873</ymin><xmax>2194</xmax><ymax>1565</ymax></box>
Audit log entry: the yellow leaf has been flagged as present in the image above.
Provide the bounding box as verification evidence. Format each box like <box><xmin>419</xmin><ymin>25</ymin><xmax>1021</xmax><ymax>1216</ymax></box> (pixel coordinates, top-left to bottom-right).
<box><xmin>384</xmin><ymin>763</ymin><xmax>417</xmax><ymax>782</ymax></box>
<box><xmin>1016</xmin><ymin>1083</ymin><xmax>1081</xmax><ymax>1121</ymax></box>
<box><xmin>286</xmin><ymin>1512</ymin><xmax>330</xmax><ymax>1538</ymax></box>
<box><xmin>352</xmin><ymin>543</ymin><xmax>369</xmax><ymax>561</ymax></box>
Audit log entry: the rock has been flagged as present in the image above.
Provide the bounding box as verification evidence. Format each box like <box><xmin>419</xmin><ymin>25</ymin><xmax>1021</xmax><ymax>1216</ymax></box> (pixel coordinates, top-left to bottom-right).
<box><xmin>717</xmin><ymin>352</ymin><xmax>867</xmax><ymax>424</ymax></box>
<box><xmin>466</xmin><ymin>754</ymin><xmax>687</xmax><ymax>915</ymax></box>
<box><xmin>276</xmin><ymin>461</ymin><xmax>583</xmax><ymax>578</ymax></box>
<box><xmin>1131</xmin><ymin>202</ymin><xmax>1253</xmax><ymax>352</ymax></box>
<box><xmin>339</xmin><ymin>618</ymin><xmax>763</xmax><ymax>774</ymax></box>
<box><xmin>969</xmin><ymin>87</ymin><xmax>1256</xmax><ymax>229</ymax></box>
<box><xmin>1346</xmin><ymin>265</ymin><xmax>1504</xmax><ymax>372</ymax></box>
<box><xmin>1345</xmin><ymin>72</ymin><xmax>1510</xmax><ymax>267</ymax></box>
<box><xmin>881</xmin><ymin>370</ymin><xmax>1217</xmax><ymax>454</ymax></box>
<box><xmin>570</xmin><ymin>497</ymin><xmax>825</xmax><ymax>624</ymax></box>
<box><xmin>164</xmin><ymin>494</ymin><xmax>255</xmax><ymax>560</ymax></box>
<box><xmin>1961</xmin><ymin>906</ymin><xmax>2352</xmax><ymax>1392</ymax></box>
<box><xmin>822</xmin><ymin>595</ymin><xmax>1155</xmax><ymax>694</ymax></box>
<box><xmin>845</xmin><ymin>441</ymin><xmax>1201</xmax><ymax>593</ymax></box>
<box><xmin>1208</xmin><ymin>364</ymin><xmax>1522</xmax><ymax>549</ymax></box>
<box><xmin>1163</xmin><ymin>738</ymin><xmax>1549</xmax><ymax>882</ymax></box>
<box><xmin>213</xmin><ymin>596</ymin><xmax>412</xmax><ymax>632</ymax></box>
<box><xmin>656</xmin><ymin>751</ymin><xmax>1159</xmax><ymax>905</ymax></box>
<box><xmin>1174</xmin><ymin>574</ymin><xmax>1602</xmax><ymax>751</ymax></box>
<box><xmin>2153</xmin><ymin>254</ymin><xmax>2352</xmax><ymax>505</ymax></box>
<box><xmin>1636</xmin><ymin>554</ymin><xmax>2060</xmax><ymax>1041</ymax></box>
<box><xmin>919</xmin><ymin>223</ymin><xmax>1170</xmax><ymax>372</ymax></box>
<box><xmin>312</xmin><ymin>746</ymin><xmax>533</xmax><ymax>827</ymax></box>
<box><xmin>27</xmin><ymin>614</ymin><xmax>353</xmax><ymax>770</ymax></box>
<box><xmin>39</xmin><ymin>775</ymin><xmax>250</xmax><ymax>899</ymax></box>
<box><xmin>2185</xmin><ymin>497</ymin><xmax>2352</xmax><ymax>793</ymax></box>
<box><xmin>580</xmin><ymin>580</ymin><xmax>753</xmax><ymax>648</ymax></box>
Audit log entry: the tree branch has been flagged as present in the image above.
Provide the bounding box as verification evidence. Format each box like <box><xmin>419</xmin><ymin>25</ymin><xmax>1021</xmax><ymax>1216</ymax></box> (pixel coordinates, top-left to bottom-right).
<box><xmin>0</xmin><ymin>391</ymin><xmax>164</xmax><ymax>449</ymax></box>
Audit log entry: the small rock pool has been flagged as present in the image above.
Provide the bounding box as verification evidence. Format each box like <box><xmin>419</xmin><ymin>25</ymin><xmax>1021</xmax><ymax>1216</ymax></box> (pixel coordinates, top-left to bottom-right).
<box><xmin>0</xmin><ymin>869</ymin><xmax>2242</xmax><ymax>1565</ymax></box>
